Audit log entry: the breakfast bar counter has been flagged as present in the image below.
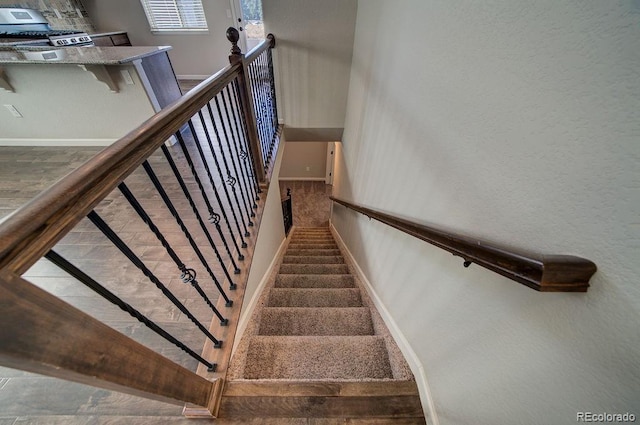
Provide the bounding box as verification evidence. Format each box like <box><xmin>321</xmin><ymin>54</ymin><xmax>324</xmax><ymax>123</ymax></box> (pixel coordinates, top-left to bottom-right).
<box><xmin>0</xmin><ymin>46</ymin><xmax>182</xmax><ymax>145</ymax></box>
<box><xmin>0</xmin><ymin>45</ymin><xmax>170</xmax><ymax>64</ymax></box>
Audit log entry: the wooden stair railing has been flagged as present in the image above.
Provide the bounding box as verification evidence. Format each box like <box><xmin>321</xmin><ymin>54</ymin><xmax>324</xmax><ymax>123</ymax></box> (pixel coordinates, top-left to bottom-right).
<box><xmin>0</xmin><ymin>30</ymin><xmax>280</xmax><ymax>417</ymax></box>
<box><xmin>330</xmin><ymin>197</ymin><xmax>597</xmax><ymax>292</ymax></box>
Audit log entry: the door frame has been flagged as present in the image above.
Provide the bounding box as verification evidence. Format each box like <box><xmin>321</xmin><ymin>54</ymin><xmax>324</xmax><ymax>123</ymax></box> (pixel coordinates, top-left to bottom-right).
<box><xmin>229</xmin><ymin>0</ymin><xmax>248</xmax><ymax>52</ymax></box>
<box><xmin>325</xmin><ymin>142</ymin><xmax>335</xmax><ymax>185</ymax></box>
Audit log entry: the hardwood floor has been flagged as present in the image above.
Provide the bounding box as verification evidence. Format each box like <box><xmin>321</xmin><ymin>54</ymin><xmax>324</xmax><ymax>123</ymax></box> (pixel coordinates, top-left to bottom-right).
<box><xmin>0</xmin><ymin>144</ymin><xmax>234</xmax><ymax>424</ymax></box>
<box><xmin>1</xmin><ymin>147</ymin><xmax>425</xmax><ymax>424</ymax></box>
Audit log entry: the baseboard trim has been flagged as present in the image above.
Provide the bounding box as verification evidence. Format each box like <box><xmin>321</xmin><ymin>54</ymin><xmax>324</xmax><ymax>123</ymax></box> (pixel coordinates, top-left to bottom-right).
<box><xmin>176</xmin><ymin>74</ymin><xmax>210</xmax><ymax>80</ymax></box>
<box><xmin>278</xmin><ymin>177</ymin><xmax>326</xmax><ymax>181</ymax></box>
<box><xmin>231</xmin><ymin>230</ymin><xmax>291</xmax><ymax>354</ymax></box>
<box><xmin>330</xmin><ymin>222</ymin><xmax>440</xmax><ymax>425</ymax></box>
<box><xmin>0</xmin><ymin>138</ymin><xmax>116</xmax><ymax>146</ymax></box>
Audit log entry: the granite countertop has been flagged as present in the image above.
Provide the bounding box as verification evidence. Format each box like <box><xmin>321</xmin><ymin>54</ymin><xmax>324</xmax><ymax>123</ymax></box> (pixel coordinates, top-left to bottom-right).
<box><xmin>0</xmin><ymin>45</ymin><xmax>171</xmax><ymax>64</ymax></box>
<box><xmin>0</xmin><ymin>31</ymin><xmax>127</xmax><ymax>46</ymax></box>
<box><xmin>91</xmin><ymin>31</ymin><xmax>127</xmax><ymax>37</ymax></box>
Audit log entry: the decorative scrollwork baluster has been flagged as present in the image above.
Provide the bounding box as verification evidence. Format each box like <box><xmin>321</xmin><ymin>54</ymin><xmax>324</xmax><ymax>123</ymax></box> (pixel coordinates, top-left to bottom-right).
<box><xmin>87</xmin><ymin>210</ymin><xmax>224</xmax><ymax>348</ymax></box>
<box><xmin>45</xmin><ymin>250</ymin><xmax>217</xmax><ymax>371</ymax></box>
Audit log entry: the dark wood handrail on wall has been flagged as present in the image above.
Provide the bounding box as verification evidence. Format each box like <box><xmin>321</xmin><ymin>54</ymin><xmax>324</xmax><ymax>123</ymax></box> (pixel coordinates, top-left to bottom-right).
<box><xmin>330</xmin><ymin>197</ymin><xmax>597</xmax><ymax>292</ymax></box>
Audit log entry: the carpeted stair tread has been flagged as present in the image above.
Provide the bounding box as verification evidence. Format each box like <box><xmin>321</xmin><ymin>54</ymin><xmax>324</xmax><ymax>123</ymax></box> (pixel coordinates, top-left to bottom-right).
<box><xmin>258</xmin><ymin>307</ymin><xmax>374</xmax><ymax>336</ymax></box>
<box><xmin>285</xmin><ymin>249</ymin><xmax>342</xmax><ymax>256</ymax></box>
<box><xmin>292</xmin><ymin>234</ymin><xmax>333</xmax><ymax>238</ymax></box>
<box><xmin>288</xmin><ymin>243</ymin><xmax>338</xmax><ymax>250</ymax></box>
<box><xmin>228</xmin><ymin>227</ymin><xmax>416</xmax><ymax>390</ymax></box>
<box><xmin>275</xmin><ymin>274</ymin><xmax>356</xmax><ymax>288</ymax></box>
<box><xmin>290</xmin><ymin>236</ymin><xmax>336</xmax><ymax>241</ymax></box>
<box><xmin>289</xmin><ymin>239</ymin><xmax>336</xmax><ymax>245</ymax></box>
<box><xmin>279</xmin><ymin>263</ymin><xmax>349</xmax><ymax>274</ymax></box>
<box><xmin>268</xmin><ymin>288</ymin><xmax>363</xmax><ymax>307</ymax></box>
<box><xmin>243</xmin><ymin>336</ymin><xmax>393</xmax><ymax>380</ymax></box>
<box><xmin>282</xmin><ymin>255</ymin><xmax>345</xmax><ymax>264</ymax></box>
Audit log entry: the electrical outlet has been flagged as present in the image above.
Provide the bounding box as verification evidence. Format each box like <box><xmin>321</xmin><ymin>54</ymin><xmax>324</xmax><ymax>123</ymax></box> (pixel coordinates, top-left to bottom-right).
<box><xmin>120</xmin><ymin>70</ymin><xmax>134</xmax><ymax>85</ymax></box>
<box><xmin>4</xmin><ymin>104</ymin><xmax>23</xmax><ymax>118</ymax></box>
<box><xmin>306</xmin><ymin>166</ymin><xmax>311</xmax><ymax>171</ymax></box>
<box><xmin>226</xmin><ymin>9</ymin><xmax>232</xmax><ymax>18</ymax></box>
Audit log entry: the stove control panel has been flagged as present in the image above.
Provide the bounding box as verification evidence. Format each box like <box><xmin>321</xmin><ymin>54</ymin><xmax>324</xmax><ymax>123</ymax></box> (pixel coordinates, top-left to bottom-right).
<box><xmin>49</xmin><ymin>33</ymin><xmax>93</xmax><ymax>47</ymax></box>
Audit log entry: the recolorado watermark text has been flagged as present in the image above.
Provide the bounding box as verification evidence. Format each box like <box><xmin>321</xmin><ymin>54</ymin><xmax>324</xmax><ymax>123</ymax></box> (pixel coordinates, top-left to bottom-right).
<box><xmin>577</xmin><ymin>412</ymin><xmax>636</xmax><ymax>422</ymax></box>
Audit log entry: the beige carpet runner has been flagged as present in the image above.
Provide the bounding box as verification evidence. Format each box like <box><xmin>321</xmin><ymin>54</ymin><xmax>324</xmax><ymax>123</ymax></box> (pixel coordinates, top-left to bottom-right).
<box><xmin>229</xmin><ymin>227</ymin><xmax>413</xmax><ymax>381</ymax></box>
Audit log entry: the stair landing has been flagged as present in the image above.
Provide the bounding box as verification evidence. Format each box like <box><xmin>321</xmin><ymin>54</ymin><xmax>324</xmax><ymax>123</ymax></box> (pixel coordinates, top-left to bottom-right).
<box><xmin>223</xmin><ymin>227</ymin><xmax>425</xmax><ymax>422</ymax></box>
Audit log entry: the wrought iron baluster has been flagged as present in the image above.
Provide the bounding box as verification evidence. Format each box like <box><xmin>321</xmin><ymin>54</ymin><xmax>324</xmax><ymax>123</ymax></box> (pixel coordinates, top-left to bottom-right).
<box><xmin>264</xmin><ymin>50</ymin><xmax>278</xmax><ymax>156</ymax></box>
<box><xmin>246</xmin><ymin>60</ymin><xmax>265</xmax><ymax>167</ymax></box>
<box><xmin>117</xmin><ymin>182</ymin><xmax>229</xmax><ymax>325</ymax></box>
<box><xmin>227</xmin><ymin>81</ymin><xmax>260</xmax><ymax>208</ymax></box>
<box><xmin>184</xmin><ymin>118</ymin><xmax>244</xmax><ymax>260</ymax></box>
<box><xmin>172</xmin><ymin>129</ymin><xmax>242</xmax><ymax>277</ymax></box>
<box><xmin>86</xmin><ymin>210</ymin><xmax>223</xmax><ymax>348</ymax></box>
<box><xmin>162</xmin><ymin>145</ymin><xmax>240</xmax><ymax>286</ymax></box>
<box><xmin>197</xmin><ymin>108</ymin><xmax>248</xmax><ymax>246</ymax></box>
<box><xmin>233</xmin><ymin>77</ymin><xmax>262</xmax><ymax>195</ymax></box>
<box><xmin>261</xmin><ymin>51</ymin><xmax>277</xmax><ymax>165</ymax></box>
<box><xmin>215</xmin><ymin>90</ymin><xmax>254</xmax><ymax>223</ymax></box>
<box><xmin>213</xmin><ymin>93</ymin><xmax>254</xmax><ymax>227</ymax></box>
<box><xmin>282</xmin><ymin>187</ymin><xmax>292</xmax><ymax>235</ymax></box>
<box><xmin>221</xmin><ymin>85</ymin><xmax>257</xmax><ymax>215</ymax></box>
<box><xmin>251</xmin><ymin>59</ymin><xmax>269</xmax><ymax>167</ymax></box>
<box><xmin>258</xmin><ymin>53</ymin><xmax>273</xmax><ymax>166</ymax></box>
<box><xmin>267</xmin><ymin>47</ymin><xmax>279</xmax><ymax>134</ymax></box>
<box><xmin>205</xmin><ymin>101</ymin><xmax>251</xmax><ymax>236</ymax></box>
<box><xmin>141</xmin><ymin>160</ymin><xmax>236</xmax><ymax>303</ymax></box>
<box><xmin>44</xmin><ymin>250</ymin><xmax>217</xmax><ymax>371</ymax></box>
<box><xmin>160</xmin><ymin>143</ymin><xmax>239</xmax><ymax>288</ymax></box>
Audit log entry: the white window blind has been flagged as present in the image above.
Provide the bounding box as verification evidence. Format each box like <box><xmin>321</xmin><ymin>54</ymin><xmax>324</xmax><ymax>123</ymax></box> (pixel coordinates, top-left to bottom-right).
<box><xmin>140</xmin><ymin>0</ymin><xmax>207</xmax><ymax>32</ymax></box>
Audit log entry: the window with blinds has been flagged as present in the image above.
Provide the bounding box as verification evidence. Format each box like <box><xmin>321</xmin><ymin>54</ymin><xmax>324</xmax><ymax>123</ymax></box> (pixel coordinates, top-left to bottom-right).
<box><xmin>139</xmin><ymin>0</ymin><xmax>208</xmax><ymax>32</ymax></box>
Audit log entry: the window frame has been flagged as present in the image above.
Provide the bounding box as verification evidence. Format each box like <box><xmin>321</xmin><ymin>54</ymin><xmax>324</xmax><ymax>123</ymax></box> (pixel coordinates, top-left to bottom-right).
<box><xmin>139</xmin><ymin>0</ymin><xmax>208</xmax><ymax>34</ymax></box>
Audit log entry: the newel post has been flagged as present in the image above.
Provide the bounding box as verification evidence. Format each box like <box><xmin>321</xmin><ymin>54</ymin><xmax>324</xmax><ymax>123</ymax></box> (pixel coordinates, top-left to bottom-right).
<box><xmin>226</xmin><ymin>27</ymin><xmax>265</xmax><ymax>183</ymax></box>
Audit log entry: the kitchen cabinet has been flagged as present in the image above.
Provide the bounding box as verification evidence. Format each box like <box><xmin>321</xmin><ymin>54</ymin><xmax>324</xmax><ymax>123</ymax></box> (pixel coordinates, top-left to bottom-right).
<box><xmin>91</xmin><ymin>32</ymin><xmax>131</xmax><ymax>47</ymax></box>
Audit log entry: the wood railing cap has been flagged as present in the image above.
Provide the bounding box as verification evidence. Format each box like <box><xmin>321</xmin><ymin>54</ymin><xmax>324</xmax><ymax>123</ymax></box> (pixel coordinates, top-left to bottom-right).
<box><xmin>330</xmin><ymin>196</ymin><xmax>597</xmax><ymax>292</ymax></box>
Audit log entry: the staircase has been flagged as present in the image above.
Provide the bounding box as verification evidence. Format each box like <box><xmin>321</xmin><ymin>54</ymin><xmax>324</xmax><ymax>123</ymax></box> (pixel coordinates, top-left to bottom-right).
<box><xmin>222</xmin><ymin>227</ymin><xmax>426</xmax><ymax>422</ymax></box>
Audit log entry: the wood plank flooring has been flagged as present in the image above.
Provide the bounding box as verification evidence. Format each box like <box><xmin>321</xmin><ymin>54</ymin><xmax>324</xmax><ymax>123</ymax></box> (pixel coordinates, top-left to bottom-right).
<box><xmin>0</xmin><ymin>147</ymin><xmax>423</xmax><ymax>424</ymax></box>
<box><xmin>0</xmin><ymin>144</ymin><xmax>235</xmax><ymax>424</ymax></box>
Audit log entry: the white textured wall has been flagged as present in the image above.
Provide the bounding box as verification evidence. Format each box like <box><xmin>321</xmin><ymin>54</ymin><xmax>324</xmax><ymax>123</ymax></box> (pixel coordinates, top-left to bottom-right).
<box><xmin>279</xmin><ymin>141</ymin><xmax>327</xmax><ymax>179</ymax></box>
<box><xmin>241</xmin><ymin>137</ymin><xmax>286</xmax><ymax>323</ymax></box>
<box><xmin>83</xmin><ymin>0</ymin><xmax>234</xmax><ymax>77</ymax></box>
<box><xmin>332</xmin><ymin>1</ymin><xmax>640</xmax><ymax>424</ymax></box>
<box><xmin>0</xmin><ymin>63</ymin><xmax>155</xmax><ymax>144</ymax></box>
<box><xmin>263</xmin><ymin>0</ymin><xmax>357</xmax><ymax>128</ymax></box>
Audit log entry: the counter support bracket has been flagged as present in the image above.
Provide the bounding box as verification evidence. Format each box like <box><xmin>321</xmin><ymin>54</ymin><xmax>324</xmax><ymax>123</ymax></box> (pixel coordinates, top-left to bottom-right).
<box><xmin>0</xmin><ymin>67</ymin><xmax>15</xmax><ymax>92</ymax></box>
<box><xmin>78</xmin><ymin>65</ymin><xmax>119</xmax><ymax>93</ymax></box>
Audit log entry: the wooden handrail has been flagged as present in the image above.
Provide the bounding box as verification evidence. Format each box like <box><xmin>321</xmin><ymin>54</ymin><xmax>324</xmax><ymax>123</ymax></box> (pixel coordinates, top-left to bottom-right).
<box><xmin>330</xmin><ymin>197</ymin><xmax>597</xmax><ymax>292</ymax></box>
<box><xmin>226</xmin><ymin>29</ymin><xmax>278</xmax><ymax>184</ymax></box>
<box><xmin>244</xmin><ymin>33</ymin><xmax>276</xmax><ymax>64</ymax></box>
<box><xmin>0</xmin><ymin>63</ymin><xmax>240</xmax><ymax>275</ymax></box>
<box><xmin>0</xmin><ymin>270</ymin><xmax>218</xmax><ymax>410</ymax></box>
<box><xmin>0</xmin><ymin>29</ymin><xmax>281</xmax><ymax>416</ymax></box>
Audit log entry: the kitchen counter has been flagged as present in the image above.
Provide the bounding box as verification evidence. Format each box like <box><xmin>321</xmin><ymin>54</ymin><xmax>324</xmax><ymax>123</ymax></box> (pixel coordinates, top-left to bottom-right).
<box><xmin>0</xmin><ymin>30</ymin><xmax>129</xmax><ymax>47</ymax></box>
<box><xmin>0</xmin><ymin>37</ymin><xmax>46</xmax><ymax>46</ymax></box>
<box><xmin>0</xmin><ymin>44</ymin><xmax>182</xmax><ymax>146</ymax></box>
<box><xmin>0</xmin><ymin>45</ymin><xmax>171</xmax><ymax>64</ymax></box>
